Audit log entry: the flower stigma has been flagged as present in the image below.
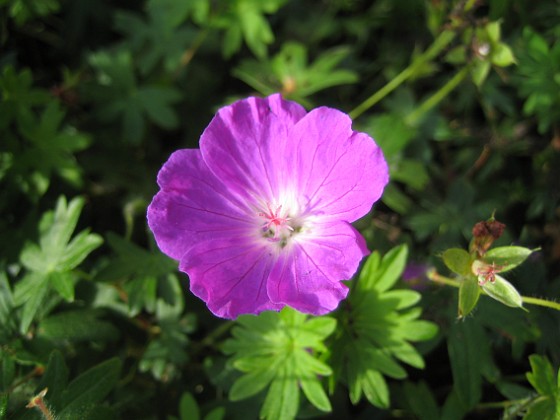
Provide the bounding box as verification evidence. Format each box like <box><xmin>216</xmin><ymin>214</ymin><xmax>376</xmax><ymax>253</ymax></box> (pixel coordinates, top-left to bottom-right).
<box><xmin>257</xmin><ymin>201</ymin><xmax>303</xmax><ymax>248</ymax></box>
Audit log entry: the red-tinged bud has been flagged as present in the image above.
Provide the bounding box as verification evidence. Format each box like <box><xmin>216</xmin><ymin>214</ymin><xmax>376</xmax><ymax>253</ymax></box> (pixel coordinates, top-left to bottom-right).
<box><xmin>470</xmin><ymin>218</ymin><xmax>506</xmax><ymax>257</ymax></box>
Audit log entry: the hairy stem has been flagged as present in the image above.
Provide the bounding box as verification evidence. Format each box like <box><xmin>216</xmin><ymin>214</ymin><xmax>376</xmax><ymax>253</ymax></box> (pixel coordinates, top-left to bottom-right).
<box><xmin>428</xmin><ymin>270</ymin><xmax>560</xmax><ymax>311</ymax></box>
<box><xmin>405</xmin><ymin>65</ymin><xmax>470</xmax><ymax>125</ymax></box>
<box><xmin>349</xmin><ymin>30</ymin><xmax>456</xmax><ymax>120</ymax></box>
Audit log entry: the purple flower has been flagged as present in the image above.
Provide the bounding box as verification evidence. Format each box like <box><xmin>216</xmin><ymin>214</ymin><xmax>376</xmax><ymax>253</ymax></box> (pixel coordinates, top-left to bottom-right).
<box><xmin>147</xmin><ymin>94</ymin><xmax>388</xmax><ymax>319</ymax></box>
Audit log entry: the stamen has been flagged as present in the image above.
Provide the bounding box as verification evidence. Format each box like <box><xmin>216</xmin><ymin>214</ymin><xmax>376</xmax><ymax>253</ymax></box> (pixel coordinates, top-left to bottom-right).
<box><xmin>258</xmin><ymin>202</ymin><xmax>294</xmax><ymax>240</ymax></box>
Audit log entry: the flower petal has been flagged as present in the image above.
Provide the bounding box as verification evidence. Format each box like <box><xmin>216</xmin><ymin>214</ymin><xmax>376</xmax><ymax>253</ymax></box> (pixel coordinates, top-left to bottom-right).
<box><xmin>180</xmin><ymin>237</ymin><xmax>283</xmax><ymax>319</ymax></box>
<box><xmin>147</xmin><ymin>149</ymin><xmax>250</xmax><ymax>260</ymax></box>
<box><xmin>200</xmin><ymin>94</ymin><xmax>307</xmax><ymax>203</ymax></box>
<box><xmin>284</xmin><ymin>107</ymin><xmax>388</xmax><ymax>222</ymax></box>
<box><xmin>267</xmin><ymin>221</ymin><xmax>367</xmax><ymax>315</ymax></box>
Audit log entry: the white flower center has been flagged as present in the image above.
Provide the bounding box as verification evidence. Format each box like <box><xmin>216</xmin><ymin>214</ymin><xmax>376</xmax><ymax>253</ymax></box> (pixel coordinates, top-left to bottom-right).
<box><xmin>256</xmin><ymin>200</ymin><xmax>304</xmax><ymax>248</ymax></box>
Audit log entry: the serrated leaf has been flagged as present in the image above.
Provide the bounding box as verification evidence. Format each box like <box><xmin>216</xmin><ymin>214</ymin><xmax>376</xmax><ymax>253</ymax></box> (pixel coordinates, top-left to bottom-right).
<box><xmin>459</xmin><ymin>276</ymin><xmax>481</xmax><ymax>317</ymax></box>
<box><xmin>234</xmin><ymin>42</ymin><xmax>357</xmax><ymax>101</ymax></box>
<box><xmin>483</xmin><ymin>246</ymin><xmax>535</xmax><ymax>272</ymax></box>
<box><xmin>20</xmin><ymin>196</ymin><xmax>102</xmax><ymax>274</ymax></box>
<box><xmin>481</xmin><ymin>275</ymin><xmax>523</xmax><ymax>308</ymax></box>
<box><xmin>332</xmin><ymin>245</ymin><xmax>436</xmax><ymax>408</ymax></box>
<box><xmin>443</xmin><ymin>248</ymin><xmax>472</xmax><ymax>276</ymax></box>
<box><xmin>225</xmin><ymin>308</ymin><xmax>334</xmax><ymax>418</ymax></box>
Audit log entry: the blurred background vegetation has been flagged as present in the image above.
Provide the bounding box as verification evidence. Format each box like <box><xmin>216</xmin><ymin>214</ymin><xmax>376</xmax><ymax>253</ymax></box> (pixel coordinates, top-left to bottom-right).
<box><xmin>1</xmin><ymin>0</ymin><xmax>559</xmax><ymax>418</ymax></box>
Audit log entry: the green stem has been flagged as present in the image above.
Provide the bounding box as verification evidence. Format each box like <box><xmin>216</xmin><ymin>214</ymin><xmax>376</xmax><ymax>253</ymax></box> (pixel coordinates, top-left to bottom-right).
<box><xmin>405</xmin><ymin>65</ymin><xmax>470</xmax><ymax>126</ymax></box>
<box><xmin>349</xmin><ymin>30</ymin><xmax>456</xmax><ymax>120</ymax></box>
<box><xmin>428</xmin><ymin>270</ymin><xmax>560</xmax><ymax>311</ymax></box>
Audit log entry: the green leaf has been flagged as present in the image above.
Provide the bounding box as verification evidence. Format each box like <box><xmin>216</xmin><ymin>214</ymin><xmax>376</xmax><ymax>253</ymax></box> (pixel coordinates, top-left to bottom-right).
<box><xmin>224</xmin><ymin>308</ymin><xmax>334</xmax><ymax>418</ymax></box>
<box><xmin>229</xmin><ymin>365</ymin><xmax>276</xmax><ymax>400</ymax></box>
<box><xmin>96</xmin><ymin>232</ymin><xmax>177</xmax><ymax>281</ymax></box>
<box><xmin>1</xmin><ymin>353</ymin><xmax>15</xmax><ymax>391</ymax></box>
<box><xmin>0</xmin><ymin>393</ymin><xmax>7</xmax><ymax>419</ymax></box>
<box><xmin>402</xmin><ymin>381</ymin><xmax>440</xmax><ymax>420</ymax></box>
<box><xmin>483</xmin><ymin>246</ymin><xmax>535</xmax><ymax>272</ymax></box>
<box><xmin>0</xmin><ymin>272</ymin><xmax>16</xmax><ymax>334</ymax></box>
<box><xmin>390</xmin><ymin>159</ymin><xmax>429</xmax><ymax>191</ymax></box>
<box><xmin>204</xmin><ymin>407</ymin><xmax>225</xmax><ymax>420</ymax></box>
<box><xmin>35</xmin><ymin>350</ymin><xmax>69</xmax><ymax>410</ymax></box>
<box><xmin>481</xmin><ymin>275</ymin><xmax>523</xmax><ymax>308</ymax></box>
<box><xmin>260</xmin><ymin>374</ymin><xmax>299</xmax><ymax>420</ymax></box>
<box><xmin>48</xmin><ymin>271</ymin><xmax>75</xmax><ymax>302</ymax></box>
<box><xmin>233</xmin><ymin>42</ymin><xmax>357</xmax><ymax>102</ymax></box>
<box><xmin>358</xmin><ymin>244</ymin><xmax>408</xmax><ymax>292</ymax></box>
<box><xmin>442</xmin><ymin>248</ymin><xmax>472</xmax><ymax>276</ymax></box>
<box><xmin>526</xmin><ymin>355</ymin><xmax>557</xmax><ymax>397</ymax></box>
<box><xmin>38</xmin><ymin>310</ymin><xmax>120</xmax><ymax>342</ymax></box>
<box><xmin>138</xmin><ymin>87</ymin><xmax>181</xmax><ymax>128</ymax></box>
<box><xmin>15</xmin><ymin>272</ymin><xmax>49</xmax><ymax>333</ymax></box>
<box><xmin>57</xmin><ymin>230</ymin><xmax>103</xmax><ymax>272</ymax></box>
<box><xmin>380</xmin><ymin>183</ymin><xmax>413</xmax><ymax>214</ymax></box>
<box><xmin>458</xmin><ymin>276</ymin><xmax>481</xmax><ymax>318</ymax></box>
<box><xmin>471</xmin><ymin>60</ymin><xmax>491</xmax><ymax>87</ymax></box>
<box><xmin>524</xmin><ymin>355</ymin><xmax>559</xmax><ymax>420</ymax></box>
<box><xmin>361</xmin><ymin>370</ymin><xmax>389</xmax><ymax>408</ymax></box>
<box><xmin>491</xmin><ymin>43</ymin><xmax>516</xmax><ymax>67</ymax></box>
<box><xmin>218</xmin><ymin>0</ymin><xmax>287</xmax><ymax>58</ymax></box>
<box><xmin>447</xmin><ymin>321</ymin><xmax>485</xmax><ymax>409</ymax></box>
<box><xmin>21</xmin><ymin>196</ymin><xmax>102</xmax><ymax>274</ymax></box>
<box><xmin>331</xmin><ymin>245</ymin><xmax>437</xmax><ymax>408</ymax></box>
<box><xmin>299</xmin><ymin>373</ymin><xmax>331</xmax><ymax>412</ymax></box>
<box><xmin>179</xmin><ymin>392</ymin><xmax>200</xmax><ymax>420</ymax></box>
<box><xmin>59</xmin><ymin>358</ymin><xmax>121</xmax><ymax>417</ymax></box>
<box><xmin>363</xmin><ymin>113</ymin><xmax>417</xmax><ymax>159</ymax></box>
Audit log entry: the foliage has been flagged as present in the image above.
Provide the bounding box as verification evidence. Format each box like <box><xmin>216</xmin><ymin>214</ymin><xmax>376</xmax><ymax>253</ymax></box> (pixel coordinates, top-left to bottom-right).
<box><xmin>1</xmin><ymin>0</ymin><xmax>560</xmax><ymax>418</ymax></box>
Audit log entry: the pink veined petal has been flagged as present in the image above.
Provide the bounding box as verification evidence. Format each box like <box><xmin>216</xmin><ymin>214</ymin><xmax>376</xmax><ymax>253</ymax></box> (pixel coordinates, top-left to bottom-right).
<box><xmin>267</xmin><ymin>220</ymin><xmax>368</xmax><ymax>315</ymax></box>
<box><xmin>284</xmin><ymin>107</ymin><xmax>389</xmax><ymax>222</ymax></box>
<box><xmin>200</xmin><ymin>94</ymin><xmax>307</xmax><ymax>203</ymax></box>
<box><xmin>180</xmin><ymin>237</ymin><xmax>283</xmax><ymax>319</ymax></box>
<box><xmin>147</xmin><ymin>149</ymin><xmax>251</xmax><ymax>261</ymax></box>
